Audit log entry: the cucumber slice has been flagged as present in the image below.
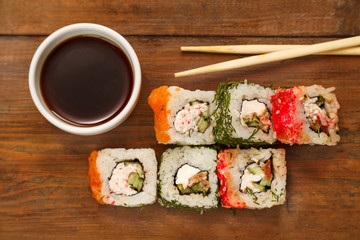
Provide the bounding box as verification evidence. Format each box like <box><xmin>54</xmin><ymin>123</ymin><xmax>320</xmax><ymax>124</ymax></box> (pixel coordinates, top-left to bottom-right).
<box><xmin>191</xmin><ymin>183</ymin><xmax>208</xmax><ymax>195</ymax></box>
<box><xmin>202</xmin><ymin>107</ymin><xmax>210</xmax><ymax>118</ymax></box>
<box><xmin>248</xmin><ymin>166</ymin><xmax>264</xmax><ymax>175</ymax></box>
<box><xmin>243</xmin><ymin>115</ymin><xmax>260</xmax><ymax>128</ymax></box>
<box><xmin>177</xmin><ymin>184</ymin><xmax>193</xmax><ymax>194</ymax></box>
<box><xmin>128</xmin><ymin>172</ymin><xmax>144</xmax><ymax>192</ymax></box>
<box><xmin>259</xmin><ymin>175</ymin><xmax>272</xmax><ymax>187</ymax></box>
<box><xmin>197</xmin><ymin>117</ymin><xmax>210</xmax><ymax>133</ymax></box>
<box><xmin>190</xmin><ymin>182</ymin><xmax>203</xmax><ymax>192</ymax></box>
<box><xmin>252</xmin><ymin>182</ymin><xmax>265</xmax><ymax>192</ymax></box>
<box><xmin>133</xmin><ymin>162</ymin><xmax>144</xmax><ymax>176</ymax></box>
<box><xmin>315</xmin><ymin>96</ymin><xmax>325</xmax><ymax>108</ymax></box>
<box><xmin>247</xmin><ymin>120</ymin><xmax>259</xmax><ymax>128</ymax></box>
<box><xmin>189</xmin><ymin>101</ymin><xmax>201</xmax><ymax>106</ymax></box>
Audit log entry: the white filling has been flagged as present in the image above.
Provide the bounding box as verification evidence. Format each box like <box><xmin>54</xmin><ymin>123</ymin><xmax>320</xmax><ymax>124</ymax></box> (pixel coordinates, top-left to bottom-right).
<box><xmin>240</xmin><ymin>100</ymin><xmax>268</xmax><ymax>125</ymax></box>
<box><xmin>303</xmin><ymin>97</ymin><xmax>327</xmax><ymax>122</ymax></box>
<box><xmin>304</xmin><ymin>97</ymin><xmax>321</xmax><ymax>121</ymax></box>
<box><xmin>240</xmin><ymin>163</ymin><xmax>265</xmax><ymax>193</ymax></box>
<box><xmin>109</xmin><ymin>162</ymin><xmax>143</xmax><ymax>196</ymax></box>
<box><xmin>174</xmin><ymin>102</ymin><xmax>209</xmax><ymax>134</ymax></box>
<box><xmin>175</xmin><ymin>164</ymin><xmax>200</xmax><ymax>188</ymax></box>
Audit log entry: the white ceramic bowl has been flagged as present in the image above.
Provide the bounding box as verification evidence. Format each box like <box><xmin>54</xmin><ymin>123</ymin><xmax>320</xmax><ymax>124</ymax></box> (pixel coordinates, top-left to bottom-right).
<box><xmin>29</xmin><ymin>23</ymin><xmax>141</xmax><ymax>135</ymax></box>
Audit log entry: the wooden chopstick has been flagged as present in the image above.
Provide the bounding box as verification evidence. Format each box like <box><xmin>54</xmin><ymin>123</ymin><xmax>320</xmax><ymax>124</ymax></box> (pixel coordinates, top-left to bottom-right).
<box><xmin>181</xmin><ymin>45</ymin><xmax>360</xmax><ymax>55</ymax></box>
<box><xmin>175</xmin><ymin>36</ymin><xmax>360</xmax><ymax>78</ymax></box>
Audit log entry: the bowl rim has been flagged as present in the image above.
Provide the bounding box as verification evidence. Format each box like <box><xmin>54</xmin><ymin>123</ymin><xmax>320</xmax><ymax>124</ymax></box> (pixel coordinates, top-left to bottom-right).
<box><xmin>29</xmin><ymin>23</ymin><xmax>141</xmax><ymax>135</ymax></box>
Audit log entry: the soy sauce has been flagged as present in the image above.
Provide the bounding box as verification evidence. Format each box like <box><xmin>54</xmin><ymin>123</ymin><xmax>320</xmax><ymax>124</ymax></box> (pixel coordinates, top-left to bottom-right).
<box><xmin>40</xmin><ymin>35</ymin><xmax>133</xmax><ymax>126</ymax></box>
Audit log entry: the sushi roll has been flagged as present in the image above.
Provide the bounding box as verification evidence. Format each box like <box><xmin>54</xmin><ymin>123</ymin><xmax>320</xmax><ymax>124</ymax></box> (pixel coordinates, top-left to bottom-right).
<box><xmin>217</xmin><ymin>147</ymin><xmax>286</xmax><ymax>209</ymax></box>
<box><xmin>88</xmin><ymin>148</ymin><xmax>157</xmax><ymax>207</ymax></box>
<box><xmin>158</xmin><ymin>146</ymin><xmax>218</xmax><ymax>210</ymax></box>
<box><xmin>213</xmin><ymin>81</ymin><xmax>277</xmax><ymax>146</ymax></box>
<box><xmin>271</xmin><ymin>85</ymin><xmax>340</xmax><ymax>145</ymax></box>
<box><xmin>148</xmin><ymin>86</ymin><xmax>216</xmax><ymax>145</ymax></box>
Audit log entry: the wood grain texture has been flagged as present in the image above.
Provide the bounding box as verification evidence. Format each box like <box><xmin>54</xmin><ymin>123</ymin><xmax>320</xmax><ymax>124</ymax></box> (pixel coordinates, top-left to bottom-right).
<box><xmin>0</xmin><ymin>0</ymin><xmax>359</xmax><ymax>36</ymax></box>
<box><xmin>1</xmin><ymin>1</ymin><xmax>360</xmax><ymax>239</ymax></box>
<box><xmin>1</xmin><ymin>35</ymin><xmax>360</xmax><ymax>239</ymax></box>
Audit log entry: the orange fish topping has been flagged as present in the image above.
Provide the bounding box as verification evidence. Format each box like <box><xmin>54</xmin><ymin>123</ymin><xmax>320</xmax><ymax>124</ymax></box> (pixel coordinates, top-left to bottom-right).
<box><xmin>148</xmin><ymin>86</ymin><xmax>172</xmax><ymax>143</ymax></box>
<box><xmin>88</xmin><ymin>151</ymin><xmax>104</xmax><ymax>204</ymax></box>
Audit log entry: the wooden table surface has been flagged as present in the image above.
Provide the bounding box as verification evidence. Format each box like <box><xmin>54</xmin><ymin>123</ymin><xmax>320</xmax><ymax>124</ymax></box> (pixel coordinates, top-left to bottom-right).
<box><xmin>1</xmin><ymin>1</ymin><xmax>359</xmax><ymax>239</ymax></box>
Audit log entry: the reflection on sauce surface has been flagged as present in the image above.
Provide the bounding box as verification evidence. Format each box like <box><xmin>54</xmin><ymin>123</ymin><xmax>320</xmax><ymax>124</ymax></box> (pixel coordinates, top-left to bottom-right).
<box><xmin>40</xmin><ymin>36</ymin><xmax>133</xmax><ymax>126</ymax></box>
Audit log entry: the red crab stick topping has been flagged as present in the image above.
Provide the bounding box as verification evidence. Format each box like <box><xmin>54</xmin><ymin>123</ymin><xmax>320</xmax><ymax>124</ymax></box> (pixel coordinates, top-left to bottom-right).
<box><xmin>217</xmin><ymin>149</ymin><xmax>247</xmax><ymax>208</ymax></box>
<box><xmin>271</xmin><ymin>87</ymin><xmax>304</xmax><ymax>145</ymax></box>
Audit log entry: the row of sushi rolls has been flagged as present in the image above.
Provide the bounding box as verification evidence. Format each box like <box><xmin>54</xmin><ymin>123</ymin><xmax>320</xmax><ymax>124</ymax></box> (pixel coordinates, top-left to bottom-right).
<box><xmin>89</xmin><ymin>81</ymin><xmax>340</xmax><ymax>210</ymax></box>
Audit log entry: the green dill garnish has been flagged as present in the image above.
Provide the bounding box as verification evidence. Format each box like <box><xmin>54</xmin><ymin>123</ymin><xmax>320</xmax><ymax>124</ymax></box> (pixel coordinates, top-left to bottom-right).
<box><xmin>161</xmin><ymin>105</ymin><xmax>165</xmax><ymax>111</ymax></box>
<box><xmin>139</xmin><ymin>204</ymin><xmax>145</xmax><ymax>211</ymax></box>
<box><xmin>245</xmin><ymin>187</ymin><xmax>259</xmax><ymax>204</ymax></box>
<box><xmin>287</xmin><ymin>94</ymin><xmax>292</xmax><ymax>100</ymax></box>
<box><xmin>157</xmin><ymin>195</ymin><xmax>217</xmax><ymax>211</ymax></box>
<box><xmin>316</xmin><ymin>125</ymin><xmax>321</xmax><ymax>136</ymax></box>
<box><xmin>212</xmin><ymin>82</ymin><xmax>239</xmax><ymax>144</ymax></box>
<box><xmin>280</xmin><ymin>188</ymin><xmax>285</xmax><ymax>197</ymax></box>
<box><xmin>212</xmin><ymin>81</ymin><xmax>271</xmax><ymax>147</ymax></box>
<box><xmin>228</xmin><ymin>209</ymin><xmax>236</xmax><ymax>215</ymax></box>
<box><xmin>230</xmin><ymin>153</ymin><xmax>233</xmax><ymax>159</ymax></box>
<box><xmin>237</xmin><ymin>54</ymin><xmax>244</xmax><ymax>58</ymax></box>
<box><xmin>99</xmin><ymin>195</ymin><xmax>105</xmax><ymax>201</ymax></box>
<box><xmin>247</xmin><ymin>128</ymin><xmax>260</xmax><ymax>141</ymax></box>
<box><xmin>229</xmin><ymin>166</ymin><xmax>234</xmax><ymax>169</ymax></box>
<box><xmin>271</xmin><ymin>190</ymin><xmax>280</xmax><ymax>202</ymax></box>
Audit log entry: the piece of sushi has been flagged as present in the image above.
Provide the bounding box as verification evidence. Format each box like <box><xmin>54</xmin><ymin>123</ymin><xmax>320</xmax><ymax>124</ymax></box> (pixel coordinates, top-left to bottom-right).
<box><xmin>271</xmin><ymin>85</ymin><xmax>340</xmax><ymax>145</ymax></box>
<box><xmin>213</xmin><ymin>81</ymin><xmax>277</xmax><ymax>146</ymax></box>
<box><xmin>148</xmin><ymin>86</ymin><xmax>216</xmax><ymax>145</ymax></box>
<box><xmin>158</xmin><ymin>146</ymin><xmax>218</xmax><ymax>210</ymax></box>
<box><xmin>217</xmin><ymin>147</ymin><xmax>286</xmax><ymax>209</ymax></box>
<box><xmin>88</xmin><ymin>148</ymin><xmax>157</xmax><ymax>207</ymax></box>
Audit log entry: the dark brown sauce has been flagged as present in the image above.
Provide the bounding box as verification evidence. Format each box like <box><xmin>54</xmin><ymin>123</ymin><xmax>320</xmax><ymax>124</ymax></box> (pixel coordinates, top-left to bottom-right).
<box><xmin>40</xmin><ymin>35</ymin><xmax>133</xmax><ymax>126</ymax></box>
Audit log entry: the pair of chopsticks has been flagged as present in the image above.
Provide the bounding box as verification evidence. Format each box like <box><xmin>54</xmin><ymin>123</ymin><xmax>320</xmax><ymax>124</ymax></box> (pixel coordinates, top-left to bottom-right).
<box><xmin>174</xmin><ymin>36</ymin><xmax>360</xmax><ymax>77</ymax></box>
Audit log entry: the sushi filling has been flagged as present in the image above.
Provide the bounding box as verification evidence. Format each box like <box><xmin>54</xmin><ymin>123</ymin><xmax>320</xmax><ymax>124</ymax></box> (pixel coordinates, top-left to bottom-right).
<box><xmin>303</xmin><ymin>96</ymin><xmax>330</xmax><ymax>135</ymax></box>
<box><xmin>109</xmin><ymin>160</ymin><xmax>145</xmax><ymax>196</ymax></box>
<box><xmin>240</xmin><ymin>100</ymin><xmax>271</xmax><ymax>133</ymax></box>
<box><xmin>240</xmin><ymin>159</ymin><xmax>273</xmax><ymax>193</ymax></box>
<box><xmin>175</xmin><ymin>164</ymin><xmax>210</xmax><ymax>195</ymax></box>
<box><xmin>174</xmin><ymin>101</ymin><xmax>210</xmax><ymax>135</ymax></box>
